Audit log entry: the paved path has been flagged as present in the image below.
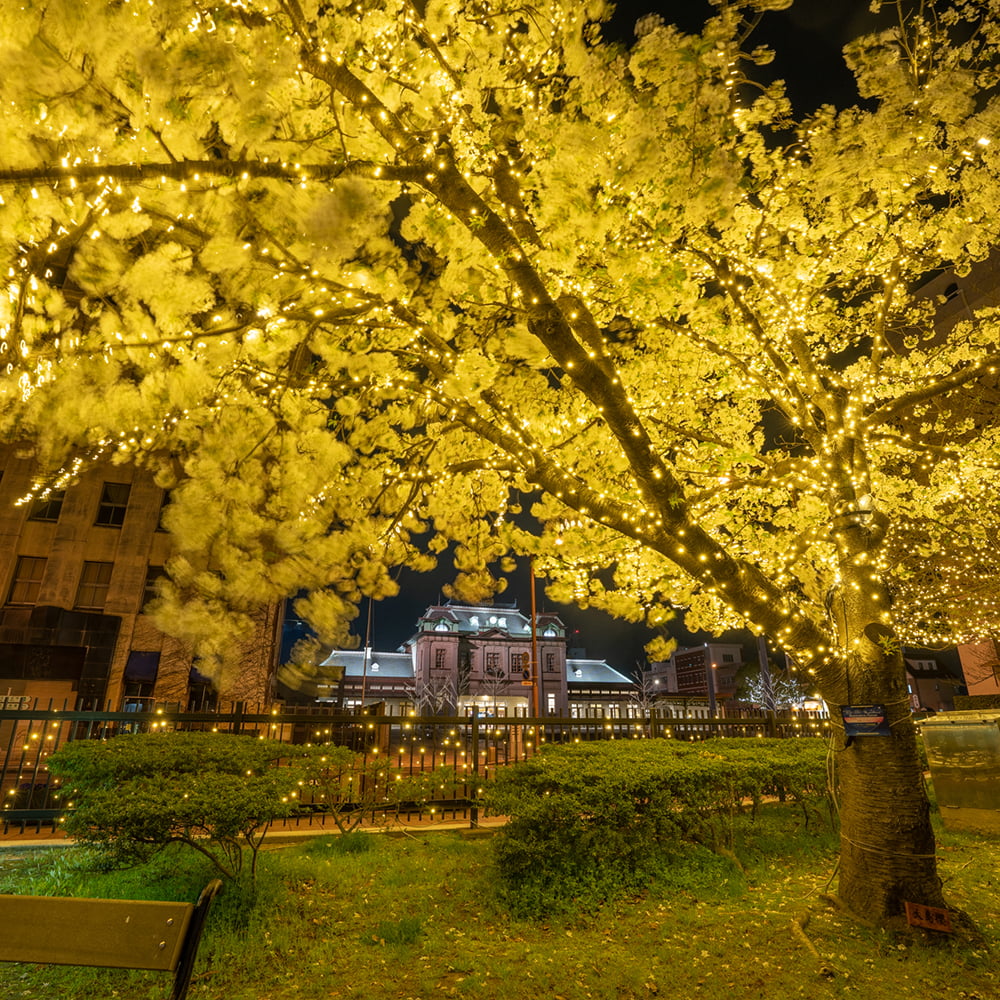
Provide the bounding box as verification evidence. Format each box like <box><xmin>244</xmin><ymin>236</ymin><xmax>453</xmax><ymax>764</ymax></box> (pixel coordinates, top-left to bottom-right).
<box><xmin>0</xmin><ymin>812</ymin><xmax>506</xmax><ymax>851</ymax></box>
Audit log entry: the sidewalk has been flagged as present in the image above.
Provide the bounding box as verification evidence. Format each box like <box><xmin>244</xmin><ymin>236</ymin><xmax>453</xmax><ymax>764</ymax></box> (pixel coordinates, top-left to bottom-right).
<box><xmin>0</xmin><ymin>811</ymin><xmax>507</xmax><ymax>851</ymax></box>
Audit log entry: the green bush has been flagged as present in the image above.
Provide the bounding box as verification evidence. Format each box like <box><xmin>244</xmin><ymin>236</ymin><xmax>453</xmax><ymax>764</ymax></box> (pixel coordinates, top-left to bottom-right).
<box><xmin>296</xmin><ymin>745</ymin><xmax>461</xmax><ymax>832</ymax></box>
<box><xmin>48</xmin><ymin>731</ymin><xmax>311</xmax><ymax>880</ymax></box>
<box><xmin>47</xmin><ymin>734</ymin><xmax>464</xmax><ymax>880</ymax></box>
<box><xmin>481</xmin><ymin>737</ymin><xmax>829</xmax><ymax>913</ymax></box>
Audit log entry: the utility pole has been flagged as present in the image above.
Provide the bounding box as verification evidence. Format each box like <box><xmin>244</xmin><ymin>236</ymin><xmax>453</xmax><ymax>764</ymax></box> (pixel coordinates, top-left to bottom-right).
<box><xmin>529</xmin><ymin>559</ymin><xmax>540</xmax><ymax>716</ymax></box>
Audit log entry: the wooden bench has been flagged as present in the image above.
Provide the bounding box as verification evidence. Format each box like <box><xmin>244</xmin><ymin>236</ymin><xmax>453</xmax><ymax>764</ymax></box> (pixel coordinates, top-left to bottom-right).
<box><xmin>0</xmin><ymin>878</ymin><xmax>221</xmax><ymax>1000</ymax></box>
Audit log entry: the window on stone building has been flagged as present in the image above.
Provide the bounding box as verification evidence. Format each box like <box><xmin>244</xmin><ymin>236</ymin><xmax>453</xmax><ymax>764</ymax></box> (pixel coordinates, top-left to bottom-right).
<box><xmin>188</xmin><ymin>665</ymin><xmax>218</xmax><ymax>711</ymax></box>
<box><xmin>75</xmin><ymin>561</ymin><xmax>114</xmax><ymax>609</ymax></box>
<box><xmin>143</xmin><ymin>565</ymin><xmax>165</xmax><ymax>610</ymax></box>
<box><xmin>7</xmin><ymin>556</ymin><xmax>46</xmax><ymax>605</ymax></box>
<box><xmin>435</xmin><ymin>648</ymin><xmax>447</xmax><ymax>670</ymax></box>
<box><xmin>95</xmin><ymin>482</ymin><xmax>131</xmax><ymax>527</ymax></box>
<box><xmin>545</xmin><ymin>652</ymin><xmax>556</xmax><ymax>672</ymax></box>
<box><xmin>28</xmin><ymin>489</ymin><xmax>65</xmax><ymax>522</ymax></box>
<box><xmin>156</xmin><ymin>490</ymin><xmax>171</xmax><ymax>531</ymax></box>
<box><xmin>485</xmin><ymin>651</ymin><xmax>501</xmax><ymax>675</ymax></box>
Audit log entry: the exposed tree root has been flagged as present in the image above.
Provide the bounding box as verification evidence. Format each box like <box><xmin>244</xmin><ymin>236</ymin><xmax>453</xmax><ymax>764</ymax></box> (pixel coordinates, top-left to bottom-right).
<box><xmin>791</xmin><ymin>911</ymin><xmax>837</xmax><ymax>979</ymax></box>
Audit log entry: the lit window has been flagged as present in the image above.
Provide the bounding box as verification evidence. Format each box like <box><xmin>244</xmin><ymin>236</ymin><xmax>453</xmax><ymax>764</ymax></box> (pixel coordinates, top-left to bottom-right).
<box><xmin>7</xmin><ymin>556</ymin><xmax>46</xmax><ymax>605</ymax></box>
<box><xmin>95</xmin><ymin>482</ymin><xmax>131</xmax><ymax>527</ymax></box>
<box><xmin>75</xmin><ymin>561</ymin><xmax>113</xmax><ymax>609</ymax></box>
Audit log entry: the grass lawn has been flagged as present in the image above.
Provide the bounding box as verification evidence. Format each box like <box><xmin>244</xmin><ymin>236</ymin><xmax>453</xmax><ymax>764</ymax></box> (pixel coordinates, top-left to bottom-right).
<box><xmin>0</xmin><ymin>807</ymin><xmax>996</xmax><ymax>1000</ymax></box>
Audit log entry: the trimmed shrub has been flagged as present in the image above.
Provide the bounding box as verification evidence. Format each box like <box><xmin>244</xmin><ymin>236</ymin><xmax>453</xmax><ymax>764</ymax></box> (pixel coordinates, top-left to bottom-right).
<box><xmin>48</xmin><ymin>732</ymin><xmax>311</xmax><ymax>879</ymax></box>
<box><xmin>481</xmin><ymin>737</ymin><xmax>829</xmax><ymax>913</ymax></box>
<box><xmin>48</xmin><ymin>734</ymin><xmax>464</xmax><ymax>879</ymax></box>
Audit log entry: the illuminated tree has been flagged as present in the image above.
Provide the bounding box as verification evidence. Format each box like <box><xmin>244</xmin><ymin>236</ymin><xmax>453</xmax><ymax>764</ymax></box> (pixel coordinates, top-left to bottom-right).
<box><xmin>2</xmin><ymin>0</ymin><xmax>1000</xmax><ymax>921</ymax></box>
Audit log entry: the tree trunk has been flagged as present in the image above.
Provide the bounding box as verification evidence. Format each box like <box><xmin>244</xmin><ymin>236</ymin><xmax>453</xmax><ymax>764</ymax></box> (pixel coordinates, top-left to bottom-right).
<box><xmin>823</xmin><ymin>557</ymin><xmax>943</xmax><ymax>922</ymax></box>
<box><xmin>835</xmin><ymin>699</ymin><xmax>942</xmax><ymax>918</ymax></box>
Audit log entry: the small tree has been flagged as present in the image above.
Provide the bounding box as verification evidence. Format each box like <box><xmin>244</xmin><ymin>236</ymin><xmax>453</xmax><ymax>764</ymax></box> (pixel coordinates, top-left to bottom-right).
<box><xmin>480</xmin><ymin>661</ymin><xmax>513</xmax><ymax>714</ymax></box>
<box><xmin>737</xmin><ymin>661</ymin><xmax>814</xmax><ymax>711</ymax></box>
<box><xmin>413</xmin><ymin>675</ymin><xmax>458</xmax><ymax>716</ymax></box>
<box><xmin>298</xmin><ymin>744</ymin><xmax>462</xmax><ymax>831</ymax></box>
<box><xmin>48</xmin><ymin>732</ymin><xmax>307</xmax><ymax>880</ymax></box>
<box><xmin>629</xmin><ymin>670</ymin><xmax>661</xmax><ymax>715</ymax></box>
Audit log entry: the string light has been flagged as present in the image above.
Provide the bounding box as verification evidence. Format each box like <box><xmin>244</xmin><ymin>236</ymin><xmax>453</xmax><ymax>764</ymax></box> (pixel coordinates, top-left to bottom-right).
<box><xmin>0</xmin><ymin>0</ymin><xmax>996</xmax><ymax>691</ymax></box>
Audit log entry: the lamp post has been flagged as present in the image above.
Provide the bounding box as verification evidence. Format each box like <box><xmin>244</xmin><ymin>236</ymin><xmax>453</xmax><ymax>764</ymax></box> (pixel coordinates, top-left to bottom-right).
<box><xmin>706</xmin><ymin>657</ymin><xmax>717</xmax><ymax>718</ymax></box>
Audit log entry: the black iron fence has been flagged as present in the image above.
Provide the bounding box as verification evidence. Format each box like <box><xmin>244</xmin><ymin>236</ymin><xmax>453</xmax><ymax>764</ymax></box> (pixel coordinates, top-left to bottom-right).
<box><xmin>1</xmin><ymin>698</ymin><xmax>832</xmax><ymax>834</ymax></box>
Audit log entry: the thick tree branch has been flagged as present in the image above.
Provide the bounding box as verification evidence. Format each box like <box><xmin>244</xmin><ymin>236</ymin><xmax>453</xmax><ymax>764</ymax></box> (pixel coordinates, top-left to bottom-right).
<box><xmin>865</xmin><ymin>354</ymin><xmax>1000</xmax><ymax>429</ymax></box>
<box><xmin>0</xmin><ymin>159</ymin><xmax>424</xmax><ymax>187</ymax></box>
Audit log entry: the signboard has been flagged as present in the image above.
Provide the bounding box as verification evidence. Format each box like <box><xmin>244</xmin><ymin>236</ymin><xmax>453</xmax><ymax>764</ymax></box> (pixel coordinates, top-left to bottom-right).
<box><xmin>904</xmin><ymin>901</ymin><xmax>952</xmax><ymax>933</ymax></box>
<box><xmin>841</xmin><ymin>704</ymin><xmax>890</xmax><ymax>737</ymax></box>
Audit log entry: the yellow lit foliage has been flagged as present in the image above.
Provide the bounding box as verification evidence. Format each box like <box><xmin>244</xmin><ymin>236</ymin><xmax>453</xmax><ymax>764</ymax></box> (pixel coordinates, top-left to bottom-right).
<box><xmin>0</xmin><ymin>0</ymin><xmax>998</xmax><ymax>685</ymax></box>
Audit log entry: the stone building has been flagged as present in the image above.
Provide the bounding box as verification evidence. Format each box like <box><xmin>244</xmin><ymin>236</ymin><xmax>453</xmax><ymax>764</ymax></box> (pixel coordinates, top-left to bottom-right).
<box><xmin>0</xmin><ymin>451</ymin><xmax>280</xmax><ymax>710</ymax></box>
<box><xmin>305</xmin><ymin>602</ymin><xmax>636</xmax><ymax>716</ymax></box>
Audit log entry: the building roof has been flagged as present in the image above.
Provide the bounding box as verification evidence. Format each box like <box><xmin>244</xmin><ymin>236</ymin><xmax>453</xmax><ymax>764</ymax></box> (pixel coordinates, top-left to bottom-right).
<box><xmin>320</xmin><ymin>650</ymin><xmax>414</xmax><ymax>678</ymax></box>
<box><xmin>415</xmin><ymin>603</ymin><xmax>564</xmax><ymax>639</ymax></box>
<box><xmin>567</xmin><ymin>658</ymin><xmax>633</xmax><ymax>685</ymax></box>
<box><xmin>904</xmin><ymin>657</ymin><xmax>962</xmax><ymax>682</ymax></box>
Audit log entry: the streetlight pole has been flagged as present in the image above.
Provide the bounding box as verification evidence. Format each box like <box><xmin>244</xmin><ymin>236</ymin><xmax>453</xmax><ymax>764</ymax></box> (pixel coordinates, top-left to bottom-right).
<box><xmin>706</xmin><ymin>656</ymin><xmax>717</xmax><ymax>717</ymax></box>
<box><xmin>529</xmin><ymin>559</ymin><xmax>540</xmax><ymax>717</ymax></box>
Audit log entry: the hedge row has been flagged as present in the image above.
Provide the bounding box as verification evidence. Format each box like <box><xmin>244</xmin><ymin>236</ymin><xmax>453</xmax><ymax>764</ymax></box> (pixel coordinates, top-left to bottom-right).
<box><xmin>481</xmin><ymin>737</ymin><xmax>830</xmax><ymax>912</ymax></box>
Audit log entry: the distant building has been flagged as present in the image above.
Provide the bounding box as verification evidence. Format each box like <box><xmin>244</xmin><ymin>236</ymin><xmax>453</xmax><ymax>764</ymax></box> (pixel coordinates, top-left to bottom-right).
<box><xmin>647</xmin><ymin>642</ymin><xmax>746</xmax><ymax>704</ymax></box>
<box><xmin>904</xmin><ymin>656</ymin><xmax>964</xmax><ymax>713</ymax></box>
<box><xmin>0</xmin><ymin>451</ymin><xmax>280</xmax><ymax>709</ymax></box>
<box><xmin>286</xmin><ymin>602</ymin><xmax>636</xmax><ymax>716</ymax></box>
<box><xmin>956</xmin><ymin>640</ymin><xmax>1000</xmax><ymax>699</ymax></box>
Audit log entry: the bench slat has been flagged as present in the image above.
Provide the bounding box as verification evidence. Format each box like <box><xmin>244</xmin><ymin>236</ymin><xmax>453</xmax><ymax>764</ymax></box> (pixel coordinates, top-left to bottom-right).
<box><xmin>0</xmin><ymin>895</ymin><xmax>194</xmax><ymax>971</ymax></box>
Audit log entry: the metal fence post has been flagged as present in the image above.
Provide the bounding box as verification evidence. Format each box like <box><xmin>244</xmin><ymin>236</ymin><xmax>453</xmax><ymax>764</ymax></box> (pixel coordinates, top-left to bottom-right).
<box><xmin>469</xmin><ymin>707</ymin><xmax>480</xmax><ymax>829</ymax></box>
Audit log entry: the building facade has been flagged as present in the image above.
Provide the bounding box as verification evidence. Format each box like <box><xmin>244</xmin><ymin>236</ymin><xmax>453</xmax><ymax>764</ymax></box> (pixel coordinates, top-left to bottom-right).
<box><xmin>300</xmin><ymin>602</ymin><xmax>636</xmax><ymax>716</ymax></box>
<box><xmin>956</xmin><ymin>640</ymin><xmax>1000</xmax><ymax>699</ymax></box>
<box><xmin>0</xmin><ymin>452</ymin><xmax>280</xmax><ymax>710</ymax></box>
<box><xmin>647</xmin><ymin>642</ymin><xmax>746</xmax><ymax>705</ymax></box>
<box><xmin>904</xmin><ymin>656</ymin><xmax>964</xmax><ymax>713</ymax></box>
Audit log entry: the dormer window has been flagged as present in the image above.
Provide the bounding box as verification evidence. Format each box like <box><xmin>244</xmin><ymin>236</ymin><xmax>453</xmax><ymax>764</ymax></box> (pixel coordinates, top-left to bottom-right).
<box><xmin>574</xmin><ymin>668</ymin><xmax>582</xmax><ymax>677</ymax></box>
<box><xmin>544</xmin><ymin>625</ymin><xmax>557</xmax><ymax>637</ymax></box>
<box><xmin>369</xmin><ymin>662</ymin><xmax>379</xmax><ymax>672</ymax></box>
<box><xmin>469</xmin><ymin>615</ymin><xmax>479</xmax><ymax>628</ymax></box>
<box><xmin>497</xmin><ymin>617</ymin><xmax>507</xmax><ymax>629</ymax></box>
<box><xmin>434</xmin><ymin>620</ymin><xmax>450</xmax><ymax>631</ymax></box>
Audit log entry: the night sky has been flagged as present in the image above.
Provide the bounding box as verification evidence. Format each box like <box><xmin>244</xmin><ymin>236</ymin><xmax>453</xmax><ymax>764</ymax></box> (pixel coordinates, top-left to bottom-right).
<box><xmin>325</xmin><ymin>1</ymin><xmax>893</xmax><ymax>673</ymax></box>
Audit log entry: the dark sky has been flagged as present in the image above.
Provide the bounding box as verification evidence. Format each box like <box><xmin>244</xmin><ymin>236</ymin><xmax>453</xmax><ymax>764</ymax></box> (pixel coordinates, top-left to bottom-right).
<box><xmin>329</xmin><ymin>0</ymin><xmax>893</xmax><ymax>674</ymax></box>
<box><xmin>609</xmin><ymin>0</ymin><xmax>887</xmax><ymax>113</ymax></box>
